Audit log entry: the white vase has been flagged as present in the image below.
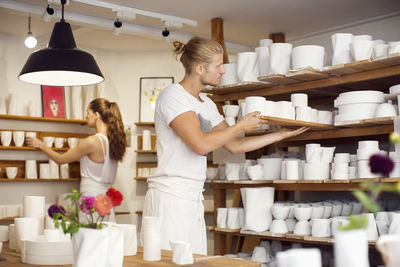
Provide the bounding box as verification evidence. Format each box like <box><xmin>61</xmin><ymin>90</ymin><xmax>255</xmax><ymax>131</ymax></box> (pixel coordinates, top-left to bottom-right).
<box><xmin>334</xmin><ymin>229</ymin><xmax>369</xmax><ymax>267</ymax></box>
<box><xmin>72</xmin><ymin>226</ymin><xmax>123</xmax><ymax>267</ymax></box>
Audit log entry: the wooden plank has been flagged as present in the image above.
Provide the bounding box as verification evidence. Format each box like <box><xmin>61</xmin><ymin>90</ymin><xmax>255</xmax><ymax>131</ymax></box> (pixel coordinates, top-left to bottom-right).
<box><xmin>286</xmin><ymin>68</ymin><xmax>331</xmax><ymax>81</ymax></box>
<box><xmin>381</xmin><ymin>177</ymin><xmax>400</xmax><ymax>182</ymax></box>
<box><xmin>351</xmin><ymin>178</ymin><xmax>381</xmax><ymax>183</ymax></box>
<box><xmin>203</xmin><ymin>82</ymin><xmax>272</xmax><ymax>95</ymax></box>
<box><xmin>324</xmin><ymin>179</ymin><xmax>351</xmax><ymax>184</ymax></box>
<box><xmin>344</xmin><ymin>59</ymin><xmax>387</xmax><ymax>72</ymax></box>
<box><xmin>0</xmin><ymin>114</ymin><xmax>86</xmax><ymax>124</ymax></box>
<box><xmin>374</xmin><ymin>53</ymin><xmax>400</xmax><ymax>66</ymax></box>
<box><xmin>135</xmin><ymin>149</ymin><xmax>157</xmax><ymax>153</ymax></box>
<box><xmin>285</xmin><ymin>124</ymin><xmax>393</xmax><ymax>142</ymax></box>
<box><xmin>135</xmin><ymin>122</ymin><xmax>155</xmax><ymax>126</ymax></box>
<box><xmin>320</xmin><ymin>64</ymin><xmax>359</xmax><ymax>76</ymax></box>
<box><xmin>258</xmin><ymin>74</ymin><xmax>298</xmax><ymax>85</ymax></box>
<box><xmin>0</xmin><ymin>178</ymin><xmax>80</xmax><ymax>182</ymax></box>
<box><xmin>0</xmin><ymin>146</ymin><xmax>68</xmax><ymax>152</ymax></box>
<box><xmin>260</xmin><ymin>116</ymin><xmax>336</xmax><ymax>130</ymax></box>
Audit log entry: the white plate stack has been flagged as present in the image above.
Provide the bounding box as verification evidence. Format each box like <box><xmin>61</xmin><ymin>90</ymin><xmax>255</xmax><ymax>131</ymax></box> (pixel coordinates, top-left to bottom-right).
<box><xmin>334</xmin><ymin>91</ymin><xmax>384</xmax><ymax>125</ymax></box>
<box><xmin>357</xmin><ymin>140</ymin><xmax>380</xmax><ymax>178</ymax></box>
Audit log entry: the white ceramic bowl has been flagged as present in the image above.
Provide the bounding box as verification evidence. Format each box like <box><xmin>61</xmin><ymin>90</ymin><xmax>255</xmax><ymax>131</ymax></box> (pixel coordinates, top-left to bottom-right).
<box><xmin>334</xmin><ymin>91</ymin><xmax>384</xmax><ymax>107</ymax></box>
<box><xmin>272</xmin><ymin>205</ymin><xmax>290</xmax><ymax>220</ymax></box>
<box><xmin>374</xmin><ymin>103</ymin><xmax>397</xmax><ymax>118</ymax></box>
<box><xmin>292</xmin><ymin>45</ymin><xmax>325</xmax><ymax>70</ymax></box>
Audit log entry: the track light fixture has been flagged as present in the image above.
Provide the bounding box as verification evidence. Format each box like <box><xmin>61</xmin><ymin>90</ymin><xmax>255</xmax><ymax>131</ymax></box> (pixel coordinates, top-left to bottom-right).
<box><xmin>162</xmin><ymin>27</ymin><xmax>169</xmax><ymax>37</ymax></box>
<box><xmin>113</xmin><ymin>18</ymin><xmax>122</xmax><ymax>36</ymax></box>
<box><xmin>42</xmin><ymin>3</ymin><xmax>54</xmax><ymax>22</ymax></box>
<box><xmin>19</xmin><ymin>0</ymin><xmax>104</xmax><ymax>86</ymax></box>
<box><xmin>24</xmin><ymin>15</ymin><xmax>37</xmax><ymax>49</ymax></box>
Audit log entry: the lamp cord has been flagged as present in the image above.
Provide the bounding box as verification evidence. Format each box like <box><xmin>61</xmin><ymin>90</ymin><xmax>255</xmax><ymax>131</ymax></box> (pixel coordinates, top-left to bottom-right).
<box><xmin>28</xmin><ymin>15</ymin><xmax>32</xmax><ymax>34</ymax></box>
<box><xmin>61</xmin><ymin>0</ymin><xmax>66</xmax><ymax>22</ymax></box>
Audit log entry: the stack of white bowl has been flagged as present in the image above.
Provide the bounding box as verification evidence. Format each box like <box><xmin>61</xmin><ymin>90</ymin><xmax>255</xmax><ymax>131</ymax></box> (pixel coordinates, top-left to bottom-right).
<box><xmin>357</xmin><ymin>140</ymin><xmax>381</xmax><ymax>178</ymax></box>
<box><xmin>349</xmin><ymin>154</ymin><xmax>358</xmax><ymax>178</ymax></box>
<box><xmin>334</xmin><ymin>90</ymin><xmax>385</xmax><ymax>124</ymax></box>
<box><xmin>331</xmin><ymin>153</ymin><xmax>350</xmax><ymax>180</ymax></box>
<box><xmin>256</xmin><ymin>38</ymin><xmax>273</xmax><ymax>77</ymax></box>
<box><xmin>291</xmin><ymin>93</ymin><xmax>333</xmax><ymax>124</ymax></box>
<box><xmin>244</xmin><ymin>96</ymin><xmax>295</xmax><ymax>119</ymax></box>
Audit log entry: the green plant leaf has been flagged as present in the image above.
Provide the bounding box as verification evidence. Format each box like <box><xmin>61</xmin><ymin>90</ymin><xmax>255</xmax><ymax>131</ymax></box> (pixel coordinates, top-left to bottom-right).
<box><xmin>340</xmin><ymin>214</ymin><xmax>368</xmax><ymax>231</ymax></box>
<box><xmin>353</xmin><ymin>191</ymin><xmax>381</xmax><ymax>213</ymax></box>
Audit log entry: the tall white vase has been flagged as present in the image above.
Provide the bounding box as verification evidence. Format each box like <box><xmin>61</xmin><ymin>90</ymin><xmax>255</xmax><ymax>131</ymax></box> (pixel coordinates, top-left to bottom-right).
<box><xmin>240</xmin><ymin>187</ymin><xmax>275</xmax><ymax>232</ymax></box>
<box><xmin>334</xmin><ymin>229</ymin><xmax>369</xmax><ymax>267</ymax></box>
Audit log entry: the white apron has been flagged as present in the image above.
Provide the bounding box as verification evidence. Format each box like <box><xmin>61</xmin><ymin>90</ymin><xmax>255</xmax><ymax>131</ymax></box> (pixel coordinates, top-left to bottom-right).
<box><xmin>141</xmin><ymin>183</ymin><xmax>207</xmax><ymax>255</ymax></box>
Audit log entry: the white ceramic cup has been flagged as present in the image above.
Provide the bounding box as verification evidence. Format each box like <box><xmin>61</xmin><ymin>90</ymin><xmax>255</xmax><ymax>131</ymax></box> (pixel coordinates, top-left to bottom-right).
<box><xmin>270</xmin><ymin>219</ymin><xmax>289</xmax><ymax>234</ymax></box>
<box><xmin>311</xmin><ymin>218</ymin><xmax>331</xmax><ymax>237</ymax></box>
<box><xmin>67</xmin><ymin>137</ymin><xmax>79</xmax><ymax>148</ymax></box>
<box><xmin>39</xmin><ymin>164</ymin><xmax>51</xmax><ymax>179</ymax></box>
<box><xmin>25</xmin><ymin>132</ymin><xmax>37</xmax><ymax>139</ymax></box>
<box><xmin>43</xmin><ymin>136</ymin><xmax>54</xmax><ymax>147</ymax></box>
<box><xmin>44</xmin><ymin>229</ymin><xmax>61</xmax><ymax>242</ymax></box>
<box><xmin>12</xmin><ymin>131</ymin><xmax>24</xmax><ymax>147</ymax></box>
<box><xmin>54</xmin><ymin>137</ymin><xmax>65</xmax><ymax>148</ymax></box>
<box><xmin>6</xmin><ymin>167</ymin><xmax>18</xmax><ymax>179</ymax></box>
<box><xmin>1</xmin><ymin>131</ymin><xmax>12</xmax><ymax>146</ymax></box>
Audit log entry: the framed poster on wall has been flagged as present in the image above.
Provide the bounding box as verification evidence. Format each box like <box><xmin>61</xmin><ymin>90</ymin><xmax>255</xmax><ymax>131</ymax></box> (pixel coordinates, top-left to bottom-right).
<box><xmin>41</xmin><ymin>85</ymin><xmax>66</xmax><ymax>118</ymax></box>
<box><xmin>139</xmin><ymin>77</ymin><xmax>174</xmax><ymax>122</ymax></box>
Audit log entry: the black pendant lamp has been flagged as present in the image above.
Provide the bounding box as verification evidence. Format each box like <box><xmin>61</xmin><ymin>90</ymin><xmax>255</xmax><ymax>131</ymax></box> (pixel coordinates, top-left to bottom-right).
<box><xmin>19</xmin><ymin>0</ymin><xmax>104</xmax><ymax>86</ymax></box>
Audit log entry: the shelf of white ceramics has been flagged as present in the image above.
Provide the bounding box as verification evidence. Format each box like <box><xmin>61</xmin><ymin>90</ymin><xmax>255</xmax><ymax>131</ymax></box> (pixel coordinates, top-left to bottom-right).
<box><xmin>204</xmin><ymin>54</ymin><xmax>400</xmax><ymax>103</ymax></box>
<box><xmin>213</xmin><ymin>228</ymin><xmax>377</xmax><ymax>247</ymax></box>
<box><xmin>210</xmin><ymin>178</ymin><xmax>400</xmax><ymax>191</ymax></box>
<box><xmin>135</xmin><ymin>176</ymin><xmax>213</xmax><ymax>184</ymax></box>
<box><xmin>260</xmin><ymin>116</ymin><xmax>336</xmax><ymax>130</ymax></box>
<box><xmin>0</xmin><ymin>146</ymin><xmax>69</xmax><ymax>151</ymax></box>
<box><xmin>0</xmin><ymin>178</ymin><xmax>80</xmax><ymax>182</ymax></box>
<box><xmin>0</xmin><ymin>114</ymin><xmax>87</xmax><ymax>124</ymax></box>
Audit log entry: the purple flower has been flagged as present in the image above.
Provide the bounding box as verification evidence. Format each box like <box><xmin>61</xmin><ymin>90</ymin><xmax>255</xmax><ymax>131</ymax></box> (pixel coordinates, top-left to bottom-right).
<box><xmin>48</xmin><ymin>204</ymin><xmax>65</xmax><ymax>218</ymax></box>
<box><xmin>369</xmin><ymin>154</ymin><xmax>394</xmax><ymax>177</ymax></box>
<box><xmin>79</xmin><ymin>196</ymin><xmax>95</xmax><ymax>214</ymax></box>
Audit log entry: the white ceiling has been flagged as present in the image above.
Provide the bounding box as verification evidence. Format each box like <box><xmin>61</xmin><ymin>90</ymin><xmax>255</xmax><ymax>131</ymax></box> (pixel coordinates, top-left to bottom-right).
<box><xmin>1</xmin><ymin>0</ymin><xmax>400</xmax><ymax>52</ymax></box>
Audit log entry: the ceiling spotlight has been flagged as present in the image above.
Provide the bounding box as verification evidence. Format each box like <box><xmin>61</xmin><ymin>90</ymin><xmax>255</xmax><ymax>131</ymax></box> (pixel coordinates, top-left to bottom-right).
<box><xmin>19</xmin><ymin>0</ymin><xmax>104</xmax><ymax>86</ymax></box>
<box><xmin>113</xmin><ymin>18</ymin><xmax>122</xmax><ymax>36</ymax></box>
<box><xmin>162</xmin><ymin>27</ymin><xmax>170</xmax><ymax>37</ymax></box>
<box><xmin>24</xmin><ymin>15</ymin><xmax>37</xmax><ymax>49</ymax></box>
<box><xmin>42</xmin><ymin>3</ymin><xmax>55</xmax><ymax>22</ymax></box>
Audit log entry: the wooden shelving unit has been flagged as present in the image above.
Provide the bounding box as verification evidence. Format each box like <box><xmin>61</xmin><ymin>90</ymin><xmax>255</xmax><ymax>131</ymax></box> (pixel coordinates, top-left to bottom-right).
<box><xmin>0</xmin><ymin>114</ymin><xmax>86</xmax><ymax>124</ymax></box>
<box><xmin>135</xmin><ymin>122</ymin><xmax>155</xmax><ymax>127</ymax></box>
<box><xmin>210</xmin><ymin>56</ymin><xmax>400</xmax><ymax>255</ymax></box>
<box><xmin>0</xmin><ymin>178</ymin><xmax>80</xmax><ymax>182</ymax></box>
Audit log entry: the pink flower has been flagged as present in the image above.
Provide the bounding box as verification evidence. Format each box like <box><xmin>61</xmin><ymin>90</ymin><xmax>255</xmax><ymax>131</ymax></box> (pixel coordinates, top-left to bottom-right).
<box><xmin>94</xmin><ymin>194</ymin><xmax>113</xmax><ymax>216</ymax></box>
<box><xmin>79</xmin><ymin>196</ymin><xmax>95</xmax><ymax>215</ymax></box>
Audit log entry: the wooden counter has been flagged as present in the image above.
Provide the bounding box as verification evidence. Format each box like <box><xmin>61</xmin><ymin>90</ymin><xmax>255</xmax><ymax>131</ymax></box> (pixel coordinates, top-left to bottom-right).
<box><xmin>0</xmin><ymin>243</ymin><xmax>261</xmax><ymax>267</ymax></box>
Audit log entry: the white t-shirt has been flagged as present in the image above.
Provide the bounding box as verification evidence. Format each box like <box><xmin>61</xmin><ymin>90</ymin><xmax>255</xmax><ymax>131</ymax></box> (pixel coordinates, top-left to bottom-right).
<box><xmin>148</xmin><ymin>83</ymin><xmax>224</xmax><ymax>199</ymax></box>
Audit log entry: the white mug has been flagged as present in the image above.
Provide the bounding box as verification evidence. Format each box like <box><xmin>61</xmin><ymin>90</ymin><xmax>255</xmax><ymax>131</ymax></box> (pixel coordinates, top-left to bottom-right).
<box><xmin>43</xmin><ymin>136</ymin><xmax>54</xmax><ymax>147</ymax></box>
<box><xmin>1</xmin><ymin>131</ymin><xmax>12</xmax><ymax>146</ymax></box>
<box><xmin>67</xmin><ymin>137</ymin><xmax>79</xmax><ymax>148</ymax></box>
<box><xmin>12</xmin><ymin>131</ymin><xmax>24</xmax><ymax>147</ymax></box>
<box><xmin>311</xmin><ymin>218</ymin><xmax>331</xmax><ymax>237</ymax></box>
<box><xmin>54</xmin><ymin>137</ymin><xmax>65</xmax><ymax>148</ymax></box>
<box><xmin>6</xmin><ymin>167</ymin><xmax>18</xmax><ymax>179</ymax></box>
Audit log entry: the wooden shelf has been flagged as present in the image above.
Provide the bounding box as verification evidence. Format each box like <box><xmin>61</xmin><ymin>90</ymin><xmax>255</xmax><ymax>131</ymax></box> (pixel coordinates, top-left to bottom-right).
<box><xmin>0</xmin><ymin>114</ymin><xmax>86</xmax><ymax>124</ymax></box>
<box><xmin>135</xmin><ymin>176</ymin><xmax>148</xmax><ymax>181</ymax></box>
<box><xmin>0</xmin><ymin>145</ymin><xmax>69</xmax><ymax>151</ymax></box>
<box><xmin>115</xmin><ymin>211</ymin><xmax>130</xmax><ymax>215</ymax></box>
<box><xmin>135</xmin><ymin>122</ymin><xmax>155</xmax><ymax>127</ymax></box>
<box><xmin>135</xmin><ymin>149</ymin><xmax>157</xmax><ymax>153</ymax></box>
<box><xmin>210</xmin><ymin>178</ymin><xmax>400</xmax><ymax>191</ymax></box>
<box><xmin>0</xmin><ymin>217</ymin><xmax>17</xmax><ymax>223</ymax></box>
<box><xmin>335</xmin><ymin>116</ymin><xmax>400</xmax><ymax>127</ymax></box>
<box><xmin>0</xmin><ymin>178</ymin><xmax>80</xmax><ymax>182</ymax></box>
<box><xmin>204</xmin><ymin>55</ymin><xmax>400</xmax><ymax>102</ymax></box>
<box><xmin>214</xmin><ymin>229</ymin><xmax>376</xmax><ymax>247</ymax></box>
<box><xmin>203</xmin><ymin>81</ymin><xmax>273</xmax><ymax>95</ymax></box>
<box><xmin>260</xmin><ymin>116</ymin><xmax>336</xmax><ymax>130</ymax></box>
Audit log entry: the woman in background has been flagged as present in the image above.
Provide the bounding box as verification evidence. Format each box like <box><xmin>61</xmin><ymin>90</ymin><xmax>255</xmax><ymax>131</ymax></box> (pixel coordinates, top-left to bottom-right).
<box><xmin>26</xmin><ymin>98</ymin><xmax>126</xmax><ymax>220</ymax></box>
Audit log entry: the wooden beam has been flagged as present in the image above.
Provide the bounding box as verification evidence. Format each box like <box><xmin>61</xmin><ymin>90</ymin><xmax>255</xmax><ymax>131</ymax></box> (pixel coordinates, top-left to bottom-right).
<box><xmin>211</xmin><ymin>18</ymin><xmax>229</xmax><ymax>64</ymax></box>
<box><xmin>269</xmin><ymin>32</ymin><xmax>285</xmax><ymax>43</ymax></box>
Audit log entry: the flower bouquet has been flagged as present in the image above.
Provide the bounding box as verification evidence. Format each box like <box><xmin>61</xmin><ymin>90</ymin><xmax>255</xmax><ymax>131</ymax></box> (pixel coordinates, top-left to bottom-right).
<box><xmin>48</xmin><ymin>188</ymin><xmax>124</xmax><ymax>267</ymax></box>
<box><xmin>48</xmin><ymin>188</ymin><xmax>123</xmax><ymax>235</ymax></box>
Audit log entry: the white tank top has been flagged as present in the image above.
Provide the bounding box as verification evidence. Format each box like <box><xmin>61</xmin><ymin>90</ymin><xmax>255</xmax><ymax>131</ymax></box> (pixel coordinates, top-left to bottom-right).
<box><xmin>80</xmin><ymin>133</ymin><xmax>117</xmax><ymax>196</ymax></box>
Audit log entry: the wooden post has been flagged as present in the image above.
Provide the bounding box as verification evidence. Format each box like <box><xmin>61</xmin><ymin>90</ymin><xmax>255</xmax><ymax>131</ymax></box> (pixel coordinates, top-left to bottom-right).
<box><xmin>269</xmin><ymin>32</ymin><xmax>286</xmax><ymax>43</ymax></box>
<box><xmin>211</xmin><ymin>18</ymin><xmax>229</xmax><ymax>64</ymax></box>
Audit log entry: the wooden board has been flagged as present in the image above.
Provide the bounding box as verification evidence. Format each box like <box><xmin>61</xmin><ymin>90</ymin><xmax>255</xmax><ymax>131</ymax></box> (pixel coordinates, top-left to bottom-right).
<box><xmin>320</xmin><ymin>64</ymin><xmax>359</xmax><ymax>76</ymax></box>
<box><xmin>336</xmin><ymin>116</ymin><xmax>399</xmax><ymax>128</ymax></box>
<box><xmin>135</xmin><ymin>122</ymin><xmax>155</xmax><ymax>126</ymax></box>
<box><xmin>0</xmin><ymin>114</ymin><xmax>86</xmax><ymax>124</ymax></box>
<box><xmin>260</xmin><ymin>115</ymin><xmax>337</xmax><ymax>130</ymax></box>
<box><xmin>258</xmin><ymin>74</ymin><xmax>298</xmax><ymax>85</ymax></box>
<box><xmin>374</xmin><ymin>53</ymin><xmax>400</xmax><ymax>66</ymax></box>
<box><xmin>203</xmin><ymin>82</ymin><xmax>272</xmax><ymax>95</ymax></box>
<box><xmin>344</xmin><ymin>59</ymin><xmax>387</xmax><ymax>72</ymax></box>
<box><xmin>286</xmin><ymin>68</ymin><xmax>331</xmax><ymax>81</ymax></box>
